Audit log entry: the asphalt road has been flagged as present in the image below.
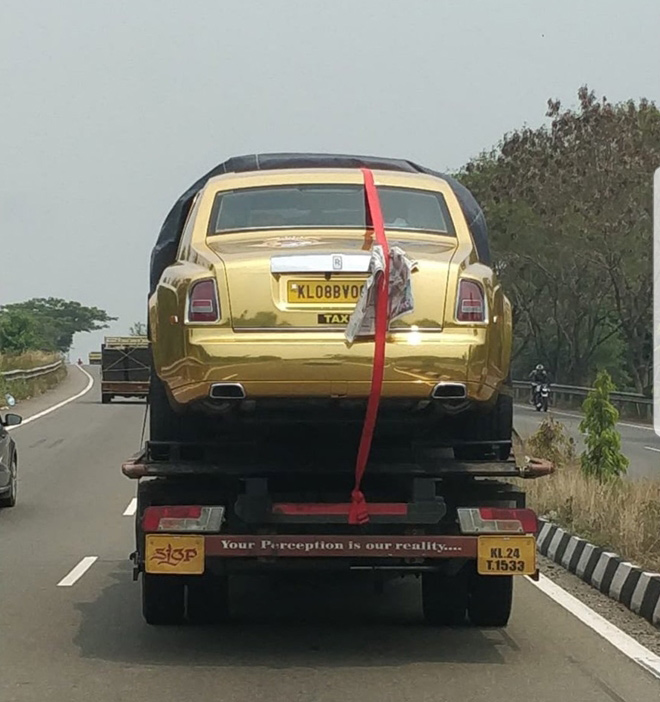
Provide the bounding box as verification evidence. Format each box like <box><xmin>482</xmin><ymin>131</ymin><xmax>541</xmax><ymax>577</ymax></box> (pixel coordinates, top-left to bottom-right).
<box><xmin>514</xmin><ymin>403</ymin><xmax>660</xmax><ymax>480</ymax></box>
<box><xmin>0</xmin><ymin>367</ymin><xmax>659</xmax><ymax>701</ymax></box>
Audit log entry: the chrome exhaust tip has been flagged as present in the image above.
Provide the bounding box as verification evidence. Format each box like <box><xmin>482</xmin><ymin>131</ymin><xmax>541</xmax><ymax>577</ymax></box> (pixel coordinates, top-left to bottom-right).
<box><xmin>431</xmin><ymin>382</ymin><xmax>467</xmax><ymax>400</ymax></box>
<box><xmin>209</xmin><ymin>383</ymin><xmax>246</xmax><ymax>400</ymax></box>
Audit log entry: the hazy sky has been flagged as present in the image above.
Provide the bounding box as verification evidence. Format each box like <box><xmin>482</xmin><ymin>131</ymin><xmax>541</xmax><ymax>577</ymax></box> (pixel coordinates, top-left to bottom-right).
<box><xmin>1</xmin><ymin>0</ymin><xmax>658</xmax><ymax>358</ymax></box>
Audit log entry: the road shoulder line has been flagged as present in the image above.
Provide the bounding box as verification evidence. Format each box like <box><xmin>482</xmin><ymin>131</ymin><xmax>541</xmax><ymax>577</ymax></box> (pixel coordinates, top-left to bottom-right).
<box><xmin>537</xmin><ymin>519</ymin><xmax>660</xmax><ymax>627</ymax></box>
<box><xmin>528</xmin><ymin>573</ymin><xmax>660</xmax><ymax>680</ymax></box>
<box><xmin>515</xmin><ymin>402</ymin><xmax>653</xmax><ymax>432</ymax></box>
<box><xmin>7</xmin><ymin>365</ymin><xmax>94</xmax><ymax>431</ymax></box>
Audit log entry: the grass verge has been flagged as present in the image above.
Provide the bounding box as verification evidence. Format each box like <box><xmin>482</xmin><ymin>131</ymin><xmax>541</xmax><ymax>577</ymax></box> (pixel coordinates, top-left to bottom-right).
<box><xmin>521</xmin><ymin>418</ymin><xmax>660</xmax><ymax>572</ymax></box>
<box><xmin>0</xmin><ymin>352</ymin><xmax>67</xmax><ymax>404</ymax></box>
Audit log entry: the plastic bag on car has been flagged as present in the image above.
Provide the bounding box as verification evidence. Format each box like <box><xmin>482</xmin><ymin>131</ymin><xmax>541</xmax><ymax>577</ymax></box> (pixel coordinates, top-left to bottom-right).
<box><xmin>345</xmin><ymin>246</ymin><xmax>417</xmax><ymax>343</ymax></box>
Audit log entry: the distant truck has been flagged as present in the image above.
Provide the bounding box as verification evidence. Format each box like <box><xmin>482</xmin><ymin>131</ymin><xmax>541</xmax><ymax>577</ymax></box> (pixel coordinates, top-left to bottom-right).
<box><xmin>88</xmin><ymin>351</ymin><xmax>102</xmax><ymax>365</ymax></box>
<box><xmin>101</xmin><ymin>336</ymin><xmax>150</xmax><ymax>404</ymax></box>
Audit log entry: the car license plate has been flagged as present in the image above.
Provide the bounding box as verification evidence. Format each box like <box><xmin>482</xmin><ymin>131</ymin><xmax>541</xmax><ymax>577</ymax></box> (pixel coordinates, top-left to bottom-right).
<box><xmin>145</xmin><ymin>534</ymin><xmax>205</xmax><ymax>575</ymax></box>
<box><xmin>477</xmin><ymin>535</ymin><xmax>536</xmax><ymax>575</ymax></box>
<box><xmin>287</xmin><ymin>279</ymin><xmax>365</xmax><ymax>304</ymax></box>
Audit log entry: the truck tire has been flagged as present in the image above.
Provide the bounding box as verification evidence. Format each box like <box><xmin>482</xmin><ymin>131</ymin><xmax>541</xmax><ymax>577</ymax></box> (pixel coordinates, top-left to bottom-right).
<box><xmin>421</xmin><ymin>570</ymin><xmax>468</xmax><ymax>626</ymax></box>
<box><xmin>101</xmin><ymin>393</ymin><xmax>112</xmax><ymax>404</ymax></box>
<box><xmin>187</xmin><ymin>574</ymin><xmax>230</xmax><ymax>625</ymax></box>
<box><xmin>454</xmin><ymin>393</ymin><xmax>512</xmax><ymax>461</ymax></box>
<box><xmin>142</xmin><ymin>573</ymin><xmax>185</xmax><ymax>625</ymax></box>
<box><xmin>467</xmin><ymin>574</ymin><xmax>513</xmax><ymax>627</ymax></box>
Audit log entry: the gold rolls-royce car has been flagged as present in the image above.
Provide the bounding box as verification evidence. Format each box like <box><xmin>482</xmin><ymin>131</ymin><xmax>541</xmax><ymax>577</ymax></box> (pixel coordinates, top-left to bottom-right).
<box><xmin>148</xmin><ymin>154</ymin><xmax>512</xmax><ymax>460</ymax></box>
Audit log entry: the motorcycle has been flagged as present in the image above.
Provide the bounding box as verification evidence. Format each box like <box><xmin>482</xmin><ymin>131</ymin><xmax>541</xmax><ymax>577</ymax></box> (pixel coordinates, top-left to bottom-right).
<box><xmin>533</xmin><ymin>383</ymin><xmax>550</xmax><ymax>412</ymax></box>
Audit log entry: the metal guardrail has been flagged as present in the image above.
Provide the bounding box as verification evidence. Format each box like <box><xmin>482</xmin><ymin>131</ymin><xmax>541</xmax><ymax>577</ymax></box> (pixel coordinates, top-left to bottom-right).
<box><xmin>512</xmin><ymin>380</ymin><xmax>652</xmax><ymax>422</ymax></box>
<box><xmin>0</xmin><ymin>360</ymin><xmax>64</xmax><ymax>382</ymax></box>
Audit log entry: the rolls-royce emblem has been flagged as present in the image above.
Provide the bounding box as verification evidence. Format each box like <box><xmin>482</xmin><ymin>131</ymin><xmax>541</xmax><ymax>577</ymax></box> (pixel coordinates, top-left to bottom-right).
<box><xmin>332</xmin><ymin>255</ymin><xmax>342</xmax><ymax>271</ymax></box>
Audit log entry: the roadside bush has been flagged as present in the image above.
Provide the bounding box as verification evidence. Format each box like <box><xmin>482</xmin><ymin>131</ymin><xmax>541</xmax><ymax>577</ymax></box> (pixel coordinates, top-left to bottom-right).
<box><xmin>524</xmin><ymin>461</ymin><xmax>660</xmax><ymax>571</ymax></box>
<box><xmin>521</xmin><ymin>414</ymin><xmax>659</xmax><ymax>571</ymax></box>
<box><xmin>579</xmin><ymin>370</ymin><xmax>629</xmax><ymax>481</ymax></box>
<box><xmin>526</xmin><ymin>416</ymin><xmax>576</xmax><ymax>469</ymax></box>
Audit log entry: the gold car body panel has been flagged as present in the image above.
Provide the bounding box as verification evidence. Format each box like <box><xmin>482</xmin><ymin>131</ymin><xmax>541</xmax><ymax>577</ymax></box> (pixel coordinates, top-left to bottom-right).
<box><xmin>149</xmin><ymin>168</ymin><xmax>512</xmax><ymax>406</ymax></box>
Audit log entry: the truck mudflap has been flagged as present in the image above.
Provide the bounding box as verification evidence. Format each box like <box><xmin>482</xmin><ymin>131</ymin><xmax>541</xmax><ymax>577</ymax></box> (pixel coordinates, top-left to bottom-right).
<box><xmin>140</xmin><ymin>532</ymin><xmax>538</xmax><ymax>578</ymax></box>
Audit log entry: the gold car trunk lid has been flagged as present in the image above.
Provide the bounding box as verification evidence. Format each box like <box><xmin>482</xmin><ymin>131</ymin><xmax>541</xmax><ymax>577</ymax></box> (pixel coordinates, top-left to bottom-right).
<box><xmin>207</xmin><ymin>234</ymin><xmax>456</xmax><ymax>331</ymax></box>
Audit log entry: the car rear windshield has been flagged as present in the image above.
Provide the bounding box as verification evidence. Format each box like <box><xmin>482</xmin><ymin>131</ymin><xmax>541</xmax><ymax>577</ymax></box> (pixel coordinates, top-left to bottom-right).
<box><xmin>207</xmin><ymin>184</ymin><xmax>456</xmax><ymax>235</ymax></box>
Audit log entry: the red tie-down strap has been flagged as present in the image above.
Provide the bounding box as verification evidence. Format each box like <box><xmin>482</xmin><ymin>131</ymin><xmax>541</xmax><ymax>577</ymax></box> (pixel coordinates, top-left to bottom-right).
<box><xmin>348</xmin><ymin>169</ymin><xmax>391</xmax><ymax>525</ymax></box>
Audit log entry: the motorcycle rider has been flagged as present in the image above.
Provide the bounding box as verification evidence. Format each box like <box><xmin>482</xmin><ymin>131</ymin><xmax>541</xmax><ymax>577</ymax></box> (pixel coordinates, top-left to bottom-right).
<box><xmin>528</xmin><ymin>364</ymin><xmax>550</xmax><ymax>404</ymax></box>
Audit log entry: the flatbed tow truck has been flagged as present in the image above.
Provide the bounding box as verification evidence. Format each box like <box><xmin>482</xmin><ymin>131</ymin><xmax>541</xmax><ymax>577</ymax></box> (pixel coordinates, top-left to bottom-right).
<box><xmin>123</xmin><ymin>431</ymin><xmax>552</xmax><ymax>626</ymax></box>
<box><xmin>129</xmin><ymin>156</ymin><xmax>553</xmax><ymax>627</ymax></box>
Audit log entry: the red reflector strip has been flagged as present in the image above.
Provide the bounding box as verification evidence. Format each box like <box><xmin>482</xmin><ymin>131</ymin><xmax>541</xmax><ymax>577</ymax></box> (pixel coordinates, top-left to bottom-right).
<box><xmin>272</xmin><ymin>503</ymin><xmax>408</xmax><ymax>517</ymax></box>
<box><xmin>457</xmin><ymin>507</ymin><xmax>538</xmax><ymax>535</ymax></box>
<box><xmin>142</xmin><ymin>505</ymin><xmax>224</xmax><ymax>533</ymax></box>
<box><xmin>479</xmin><ymin>507</ymin><xmax>538</xmax><ymax>534</ymax></box>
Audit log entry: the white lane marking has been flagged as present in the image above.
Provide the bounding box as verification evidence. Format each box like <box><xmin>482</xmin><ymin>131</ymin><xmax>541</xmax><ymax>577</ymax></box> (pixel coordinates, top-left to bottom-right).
<box><xmin>7</xmin><ymin>365</ymin><xmax>94</xmax><ymax>431</ymax></box>
<box><xmin>643</xmin><ymin>446</ymin><xmax>660</xmax><ymax>453</ymax></box>
<box><xmin>515</xmin><ymin>403</ymin><xmax>653</xmax><ymax>432</ymax></box>
<box><xmin>527</xmin><ymin>573</ymin><xmax>660</xmax><ymax>680</ymax></box>
<box><xmin>57</xmin><ymin>556</ymin><xmax>98</xmax><ymax>587</ymax></box>
<box><xmin>123</xmin><ymin>497</ymin><xmax>137</xmax><ymax>516</ymax></box>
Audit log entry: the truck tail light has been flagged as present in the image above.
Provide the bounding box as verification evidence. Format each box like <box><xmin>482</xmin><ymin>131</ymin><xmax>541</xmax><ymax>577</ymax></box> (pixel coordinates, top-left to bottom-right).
<box><xmin>188</xmin><ymin>280</ymin><xmax>219</xmax><ymax>322</ymax></box>
<box><xmin>142</xmin><ymin>505</ymin><xmax>225</xmax><ymax>533</ymax></box>
<box><xmin>457</xmin><ymin>280</ymin><xmax>485</xmax><ymax>322</ymax></box>
<box><xmin>457</xmin><ymin>507</ymin><xmax>537</xmax><ymax>535</ymax></box>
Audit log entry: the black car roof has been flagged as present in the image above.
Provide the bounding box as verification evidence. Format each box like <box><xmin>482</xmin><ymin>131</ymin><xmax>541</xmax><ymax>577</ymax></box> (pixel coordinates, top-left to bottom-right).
<box><xmin>149</xmin><ymin>152</ymin><xmax>491</xmax><ymax>295</ymax></box>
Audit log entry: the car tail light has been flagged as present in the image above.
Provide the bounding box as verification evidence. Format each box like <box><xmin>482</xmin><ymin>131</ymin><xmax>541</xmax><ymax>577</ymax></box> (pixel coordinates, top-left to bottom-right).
<box><xmin>188</xmin><ymin>280</ymin><xmax>219</xmax><ymax>322</ymax></box>
<box><xmin>457</xmin><ymin>507</ymin><xmax>538</xmax><ymax>535</ymax></box>
<box><xmin>457</xmin><ymin>280</ymin><xmax>485</xmax><ymax>322</ymax></box>
<box><xmin>142</xmin><ymin>505</ymin><xmax>225</xmax><ymax>533</ymax></box>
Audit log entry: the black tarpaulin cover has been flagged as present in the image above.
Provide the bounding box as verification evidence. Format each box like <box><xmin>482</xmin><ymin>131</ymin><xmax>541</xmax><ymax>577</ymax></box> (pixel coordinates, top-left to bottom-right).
<box><xmin>149</xmin><ymin>153</ymin><xmax>491</xmax><ymax>295</ymax></box>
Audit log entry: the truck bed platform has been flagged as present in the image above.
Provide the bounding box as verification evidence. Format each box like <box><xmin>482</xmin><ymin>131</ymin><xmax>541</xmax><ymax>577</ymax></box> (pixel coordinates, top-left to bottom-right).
<box><xmin>122</xmin><ymin>438</ymin><xmax>553</xmax><ymax>480</ymax></box>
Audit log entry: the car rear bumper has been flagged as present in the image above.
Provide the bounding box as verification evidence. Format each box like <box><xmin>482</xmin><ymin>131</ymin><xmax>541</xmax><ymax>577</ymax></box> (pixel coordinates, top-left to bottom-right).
<box><xmin>157</xmin><ymin>328</ymin><xmax>504</xmax><ymax>407</ymax></box>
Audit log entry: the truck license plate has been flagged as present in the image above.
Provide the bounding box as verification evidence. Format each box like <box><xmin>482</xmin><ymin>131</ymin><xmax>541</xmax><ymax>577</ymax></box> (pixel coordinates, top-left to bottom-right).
<box><xmin>477</xmin><ymin>535</ymin><xmax>536</xmax><ymax>575</ymax></box>
<box><xmin>145</xmin><ymin>534</ymin><xmax>205</xmax><ymax>575</ymax></box>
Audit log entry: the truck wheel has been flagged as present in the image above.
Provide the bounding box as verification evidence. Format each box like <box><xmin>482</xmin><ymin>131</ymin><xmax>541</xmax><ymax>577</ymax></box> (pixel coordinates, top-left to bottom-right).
<box><xmin>454</xmin><ymin>393</ymin><xmax>512</xmax><ymax>461</ymax></box>
<box><xmin>187</xmin><ymin>574</ymin><xmax>230</xmax><ymax>625</ymax></box>
<box><xmin>467</xmin><ymin>574</ymin><xmax>513</xmax><ymax>627</ymax></box>
<box><xmin>142</xmin><ymin>574</ymin><xmax>185</xmax><ymax>625</ymax></box>
<box><xmin>101</xmin><ymin>394</ymin><xmax>112</xmax><ymax>404</ymax></box>
<box><xmin>149</xmin><ymin>370</ymin><xmax>182</xmax><ymax>442</ymax></box>
<box><xmin>421</xmin><ymin>571</ymin><xmax>468</xmax><ymax>626</ymax></box>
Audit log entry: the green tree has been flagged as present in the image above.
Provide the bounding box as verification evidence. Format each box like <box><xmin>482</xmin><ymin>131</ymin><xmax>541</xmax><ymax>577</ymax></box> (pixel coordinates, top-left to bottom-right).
<box><xmin>0</xmin><ymin>309</ymin><xmax>40</xmax><ymax>354</ymax></box>
<box><xmin>459</xmin><ymin>86</ymin><xmax>659</xmax><ymax>391</ymax></box>
<box><xmin>129</xmin><ymin>322</ymin><xmax>147</xmax><ymax>336</ymax></box>
<box><xmin>579</xmin><ymin>370</ymin><xmax>629</xmax><ymax>481</ymax></box>
<box><xmin>0</xmin><ymin>298</ymin><xmax>116</xmax><ymax>353</ymax></box>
